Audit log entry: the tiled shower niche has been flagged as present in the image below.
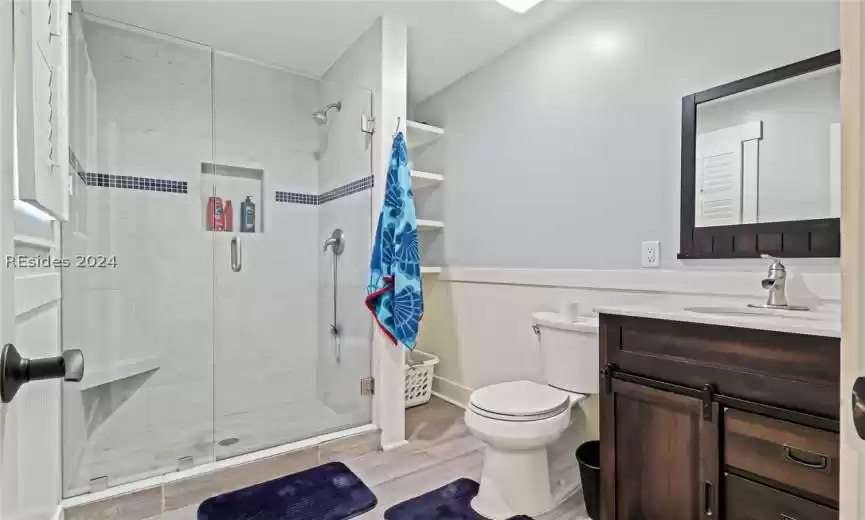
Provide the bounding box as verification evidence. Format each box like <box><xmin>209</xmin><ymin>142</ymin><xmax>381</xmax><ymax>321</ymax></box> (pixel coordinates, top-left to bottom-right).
<box><xmin>201</xmin><ymin>162</ymin><xmax>265</xmax><ymax>233</ymax></box>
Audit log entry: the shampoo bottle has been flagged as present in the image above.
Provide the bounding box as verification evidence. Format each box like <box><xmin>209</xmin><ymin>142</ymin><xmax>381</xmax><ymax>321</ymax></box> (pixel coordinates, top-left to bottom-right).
<box><xmin>207</xmin><ymin>196</ymin><xmax>224</xmax><ymax>231</ymax></box>
<box><xmin>224</xmin><ymin>200</ymin><xmax>233</xmax><ymax>232</ymax></box>
<box><xmin>240</xmin><ymin>196</ymin><xmax>255</xmax><ymax>233</ymax></box>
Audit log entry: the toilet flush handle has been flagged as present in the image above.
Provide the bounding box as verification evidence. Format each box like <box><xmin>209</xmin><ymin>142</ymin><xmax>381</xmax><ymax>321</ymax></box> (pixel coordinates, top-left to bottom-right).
<box><xmin>532</xmin><ymin>324</ymin><xmax>540</xmax><ymax>336</ymax></box>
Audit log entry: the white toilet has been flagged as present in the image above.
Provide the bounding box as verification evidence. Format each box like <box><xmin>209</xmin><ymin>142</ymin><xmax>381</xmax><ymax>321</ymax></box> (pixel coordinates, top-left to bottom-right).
<box><xmin>465</xmin><ymin>311</ymin><xmax>599</xmax><ymax>520</ymax></box>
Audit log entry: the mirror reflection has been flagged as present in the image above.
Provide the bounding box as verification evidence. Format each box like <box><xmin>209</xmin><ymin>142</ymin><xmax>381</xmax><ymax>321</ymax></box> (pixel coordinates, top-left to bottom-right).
<box><xmin>694</xmin><ymin>65</ymin><xmax>840</xmax><ymax>228</ymax></box>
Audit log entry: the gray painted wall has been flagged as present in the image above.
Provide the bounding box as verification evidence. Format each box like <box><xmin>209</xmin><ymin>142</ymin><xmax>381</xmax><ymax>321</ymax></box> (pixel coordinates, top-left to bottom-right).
<box><xmin>414</xmin><ymin>2</ymin><xmax>839</xmax><ymax>269</ymax></box>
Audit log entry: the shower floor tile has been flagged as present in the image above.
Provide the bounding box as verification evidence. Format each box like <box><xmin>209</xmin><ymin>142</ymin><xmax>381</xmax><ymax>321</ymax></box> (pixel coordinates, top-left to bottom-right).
<box><xmin>69</xmin><ymin>398</ymin><xmax>365</xmax><ymax>494</ymax></box>
<box><xmin>214</xmin><ymin>400</ymin><xmax>355</xmax><ymax>459</ymax></box>
<box><xmin>144</xmin><ymin>398</ymin><xmax>589</xmax><ymax>520</ymax></box>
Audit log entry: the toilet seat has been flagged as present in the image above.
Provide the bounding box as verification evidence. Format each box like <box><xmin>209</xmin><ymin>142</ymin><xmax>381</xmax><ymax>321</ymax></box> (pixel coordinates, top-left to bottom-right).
<box><xmin>469</xmin><ymin>380</ymin><xmax>570</xmax><ymax>422</ymax></box>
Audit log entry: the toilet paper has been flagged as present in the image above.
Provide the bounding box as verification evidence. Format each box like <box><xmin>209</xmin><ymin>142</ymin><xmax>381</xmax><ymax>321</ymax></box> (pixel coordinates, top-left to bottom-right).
<box><xmin>559</xmin><ymin>301</ymin><xmax>580</xmax><ymax>322</ymax></box>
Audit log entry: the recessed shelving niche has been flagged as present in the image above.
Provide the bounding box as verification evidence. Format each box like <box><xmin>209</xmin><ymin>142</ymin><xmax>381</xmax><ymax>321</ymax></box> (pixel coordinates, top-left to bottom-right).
<box><xmin>201</xmin><ymin>162</ymin><xmax>265</xmax><ymax>233</ymax></box>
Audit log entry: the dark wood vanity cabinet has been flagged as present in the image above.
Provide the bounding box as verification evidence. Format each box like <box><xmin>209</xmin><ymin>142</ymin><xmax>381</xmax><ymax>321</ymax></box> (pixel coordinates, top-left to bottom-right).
<box><xmin>599</xmin><ymin>314</ymin><xmax>840</xmax><ymax>520</ymax></box>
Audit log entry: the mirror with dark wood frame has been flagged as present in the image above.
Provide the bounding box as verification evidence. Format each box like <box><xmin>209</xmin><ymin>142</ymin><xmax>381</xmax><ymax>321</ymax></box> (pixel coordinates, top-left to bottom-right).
<box><xmin>679</xmin><ymin>50</ymin><xmax>841</xmax><ymax>259</ymax></box>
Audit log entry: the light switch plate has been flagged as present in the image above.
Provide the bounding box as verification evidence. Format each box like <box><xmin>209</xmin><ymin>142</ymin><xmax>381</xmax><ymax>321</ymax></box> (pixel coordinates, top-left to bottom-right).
<box><xmin>641</xmin><ymin>240</ymin><xmax>660</xmax><ymax>268</ymax></box>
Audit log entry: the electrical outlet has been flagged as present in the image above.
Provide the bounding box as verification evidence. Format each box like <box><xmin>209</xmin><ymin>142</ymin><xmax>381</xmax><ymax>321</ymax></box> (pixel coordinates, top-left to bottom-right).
<box><xmin>641</xmin><ymin>240</ymin><xmax>660</xmax><ymax>268</ymax></box>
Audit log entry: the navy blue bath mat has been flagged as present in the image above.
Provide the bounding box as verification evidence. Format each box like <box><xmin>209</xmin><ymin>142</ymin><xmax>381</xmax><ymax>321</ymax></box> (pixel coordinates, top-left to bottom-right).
<box><xmin>383</xmin><ymin>478</ymin><xmax>532</xmax><ymax>520</ymax></box>
<box><xmin>198</xmin><ymin>461</ymin><xmax>377</xmax><ymax>520</ymax></box>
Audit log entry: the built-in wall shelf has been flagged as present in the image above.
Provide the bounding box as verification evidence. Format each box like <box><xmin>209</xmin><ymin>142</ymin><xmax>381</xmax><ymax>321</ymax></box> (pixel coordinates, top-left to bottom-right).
<box><xmin>80</xmin><ymin>357</ymin><xmax>161</xmax><ymax>391</ymax></box>
<box><xmin>201</xmin><ymin>162</ymin><xmax>263</xmax><ymax>180</ymax></box>
<box><xmin>411</xmin><ymin>170</ymin><xmax>444</xmax><ymax>189</ymax></box>
<box><xmin>406</xmin><ymin>120</ymin><xmax>444</xmax><ymax>150</ymax></box>
<box><xmin>417</xmin><ymin>219</ymin><xmax>445</xmax><ymax>230</ymax></box>
<box><xmin>409</xmin><ymin>120</ymin><xmax>445</xmax><ymax>276</ymax></box>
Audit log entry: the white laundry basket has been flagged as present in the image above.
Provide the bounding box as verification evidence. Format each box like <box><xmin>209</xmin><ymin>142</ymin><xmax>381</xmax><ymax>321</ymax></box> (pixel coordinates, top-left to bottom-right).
<box><xmin>404</xmin><ymin>350</ymin><xmax>440</xmax><ymax>408</ymax></box>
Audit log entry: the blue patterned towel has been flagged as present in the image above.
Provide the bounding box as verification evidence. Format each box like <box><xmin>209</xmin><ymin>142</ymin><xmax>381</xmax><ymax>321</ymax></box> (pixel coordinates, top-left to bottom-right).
<box><xmin>366</xmin><ymin>132</ymin><xmax>423</xmax><ymax>350</ymax></box>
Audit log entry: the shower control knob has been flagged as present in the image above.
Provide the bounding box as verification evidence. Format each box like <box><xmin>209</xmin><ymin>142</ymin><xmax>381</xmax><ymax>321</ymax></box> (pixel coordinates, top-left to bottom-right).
<box><xmin>0</xmin><ymin>344</ymin><xmax>84</xmax><ymax>403</ymax></box>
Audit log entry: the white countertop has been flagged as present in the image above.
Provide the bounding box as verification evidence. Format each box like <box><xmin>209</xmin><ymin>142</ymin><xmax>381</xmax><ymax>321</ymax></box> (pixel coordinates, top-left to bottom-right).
<box><xmin>594</xmin><ymin>303</ymin><xmax>841</xmax><ymax>338</ymax></box>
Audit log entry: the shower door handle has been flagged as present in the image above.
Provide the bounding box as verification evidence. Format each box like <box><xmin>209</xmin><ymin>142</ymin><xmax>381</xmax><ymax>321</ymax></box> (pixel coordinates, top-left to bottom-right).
<box><xmin>230</xmin><ymin>236</ymin><xmax>242</xmax><ymax>272</ymax></box>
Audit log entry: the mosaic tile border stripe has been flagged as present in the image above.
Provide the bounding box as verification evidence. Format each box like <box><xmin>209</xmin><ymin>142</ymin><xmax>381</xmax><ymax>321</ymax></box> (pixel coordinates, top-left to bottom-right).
<box><xmin>275</xmin><ymin>176</ymin><xmax>374</xmax><ymax>206</ymax></box>
<box><xmin>80</xmin><ymin>172</ymin><xmax>188</xmax><ymax>194</ymax></box>
<box><xmin>319</xmin><ymin>176</ymin><xmax>374</xmax><ymax>204</ymax></box>
<box><xmin>276</xmin><ymin>191</ymin><xmax>317</xmax><ymax>205</ymax></box>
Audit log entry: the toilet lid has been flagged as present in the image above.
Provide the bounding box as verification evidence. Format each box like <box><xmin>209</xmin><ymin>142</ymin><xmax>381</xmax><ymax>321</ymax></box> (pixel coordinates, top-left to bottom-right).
<box><xmin>469</xmin><ymin>381</ymin><xmax>570</xmax><ymax>422</ymax></box>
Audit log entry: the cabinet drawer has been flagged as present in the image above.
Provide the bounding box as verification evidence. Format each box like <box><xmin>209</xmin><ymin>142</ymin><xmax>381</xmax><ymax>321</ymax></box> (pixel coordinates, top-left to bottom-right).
<box><xmin>725</xmin><ymin>473</ymin><xmax>837</xmax><ymax>520</ymax></box>
<box><xmin>724</xmin><ymin>409</ymin><xmax>839</xmax><ymax>503</ymax></box>
<box><xmin>601</xmin><ymin>315</ymin><xmax>840</xmax><ymax>418</ymax></box>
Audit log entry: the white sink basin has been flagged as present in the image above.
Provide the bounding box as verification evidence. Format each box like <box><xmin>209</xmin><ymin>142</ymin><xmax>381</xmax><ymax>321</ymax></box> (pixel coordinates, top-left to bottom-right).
<box><xmin>684</xmin><ymin>305</ymin><xmax>822</xmax><ymax>321</ymax></box>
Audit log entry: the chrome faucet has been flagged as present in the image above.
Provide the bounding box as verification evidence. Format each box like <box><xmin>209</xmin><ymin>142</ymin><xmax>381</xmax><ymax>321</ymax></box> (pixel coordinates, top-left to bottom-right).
<box><xmin>322</xmin><ymin>229</ymin><xmax>345</xmax><ymax>256</ymax></box>
<box><xmin>748</xmin><ymin>254</ymin><xmax>808</xmax><ymax>311</ymax></box>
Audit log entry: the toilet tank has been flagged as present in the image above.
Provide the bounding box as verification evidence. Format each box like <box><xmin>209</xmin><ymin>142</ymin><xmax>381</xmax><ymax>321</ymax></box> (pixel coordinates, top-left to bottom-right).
<box><xmin>532</xmin><ymin>312</ymin><xmax>599</xmax><ymax>395</ymax></box>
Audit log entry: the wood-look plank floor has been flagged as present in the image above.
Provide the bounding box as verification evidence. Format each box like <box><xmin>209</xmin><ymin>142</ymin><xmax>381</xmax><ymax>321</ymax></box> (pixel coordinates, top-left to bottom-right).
<box><xmin>152</xmin><ymin>397</ymin><xmax>589</xmax><ymax>520</ymax></box>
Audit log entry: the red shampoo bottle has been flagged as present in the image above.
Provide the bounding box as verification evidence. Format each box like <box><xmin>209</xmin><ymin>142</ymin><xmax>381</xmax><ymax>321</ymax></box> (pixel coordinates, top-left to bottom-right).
<box><xmin>207</xmin><ymin>196</ymin><xmax>224</xmax><ymax>231</ymax></box>
<box><xmin>224</xmin><ymin>200</ymin><xmax>233</xmax><ymax>231</ymax></box>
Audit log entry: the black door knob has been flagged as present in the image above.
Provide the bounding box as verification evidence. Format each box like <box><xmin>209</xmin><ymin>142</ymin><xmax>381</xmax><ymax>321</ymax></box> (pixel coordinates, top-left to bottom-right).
<box><xmin>0</xmin><ymin>344</ymin><xmax>84</xmax><ymax>403</ymax></box>
<box><xmin>854</xmin><ymin>377</ymin><xmax>865</xmax><ymax>441</ymax></box>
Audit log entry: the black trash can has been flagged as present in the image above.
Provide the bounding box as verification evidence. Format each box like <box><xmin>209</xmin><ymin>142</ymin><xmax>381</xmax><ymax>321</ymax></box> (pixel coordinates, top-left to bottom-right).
<box><xmin>576</xmin><ymin>440</ymin><xmax>600</xmax><ymax>520</ymax></box>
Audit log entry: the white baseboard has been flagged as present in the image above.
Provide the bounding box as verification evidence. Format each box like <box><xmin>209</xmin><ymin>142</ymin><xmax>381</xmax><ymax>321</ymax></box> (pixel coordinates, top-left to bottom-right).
<box><xmin>430</xmin><ymin>390</ymin><xmax>466</xmax><ymax>409</ymax></box>
<box><xmin>431</xmin><ymin>376</ymin><xmax>473</xmax><ymax>407</ymax></box>
<box><xmin>381</xmin><ymin>439</ymin><xmax>409</xmax><ymax>451</ymax></box>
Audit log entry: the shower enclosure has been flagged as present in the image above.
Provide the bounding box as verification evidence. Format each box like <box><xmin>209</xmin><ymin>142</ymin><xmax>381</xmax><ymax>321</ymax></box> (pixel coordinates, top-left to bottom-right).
<box><xmin>61</xmin><ymin>12</ymin><xmax>374</xmax><ymax>497</ymax></box>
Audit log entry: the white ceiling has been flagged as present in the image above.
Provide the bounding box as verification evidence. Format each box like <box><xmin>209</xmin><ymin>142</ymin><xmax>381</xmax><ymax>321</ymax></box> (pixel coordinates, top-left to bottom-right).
<box><xmin>81</xmin><ymin>0</ymin><xmax>580</xmax><ymax>102</ymax></box>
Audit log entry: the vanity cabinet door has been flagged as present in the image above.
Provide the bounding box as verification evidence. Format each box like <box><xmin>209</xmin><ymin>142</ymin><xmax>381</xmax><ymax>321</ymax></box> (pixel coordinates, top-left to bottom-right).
<box><xmin>600</xmin><ymin>379</ymin><xmax>720</xmax><ymax>520</ymax></box>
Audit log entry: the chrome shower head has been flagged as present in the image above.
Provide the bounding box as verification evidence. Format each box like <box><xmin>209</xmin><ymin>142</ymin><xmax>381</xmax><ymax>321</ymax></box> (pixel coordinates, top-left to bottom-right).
<box><xmin>313</xmin><ymin>101</ymin><xmax>342</xmax><ymax>125</ymax></box>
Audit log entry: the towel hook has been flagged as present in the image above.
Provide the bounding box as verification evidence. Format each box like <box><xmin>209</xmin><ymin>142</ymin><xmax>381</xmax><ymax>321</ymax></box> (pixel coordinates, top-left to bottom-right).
<box><xmin>394</xmin><ymin>116</ymin><xmax>402</xmax><ymax>137</ymax></box>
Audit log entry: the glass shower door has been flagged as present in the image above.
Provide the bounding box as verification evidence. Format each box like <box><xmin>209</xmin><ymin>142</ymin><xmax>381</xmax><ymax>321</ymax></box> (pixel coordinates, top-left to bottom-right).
<box><xmin>61</xmin><ymin>10</ymin><xmax>377</xmax><ymax>499</ymax></box>
<box><xmin>210</xmin><ymin>54</ymin><xmax>374</xmax><ymax>459</ymax></box>
<box><xmin>62</xmin><ymin>12</ymin><xmax>215</xmax><ymax>496</ymax></box>
<box><xmin>315</xmin><ymin>79</ymin><xmax>375</xmax><ymax>429</ymax></box>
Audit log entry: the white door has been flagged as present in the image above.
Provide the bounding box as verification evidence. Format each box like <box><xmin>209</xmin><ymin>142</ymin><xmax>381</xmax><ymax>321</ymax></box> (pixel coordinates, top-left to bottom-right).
<box><xmin>694</xmin><ymin>121</ymin><xmax>762</xmax><ymax>227</ymax></box>
<box><xmin>1</xmin><ymin>0</ymin><xmax>70</xmax><ymax>519</ymax></box>
<box><xmin>841</xmin><ymin>2</ymin><xmax>865</xmax><ymax>519</ymax></box>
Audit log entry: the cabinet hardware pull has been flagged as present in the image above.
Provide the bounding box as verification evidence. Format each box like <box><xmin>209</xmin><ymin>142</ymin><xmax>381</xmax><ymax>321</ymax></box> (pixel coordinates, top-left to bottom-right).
<box><xmin>602</xmin><ymin>363</ymin><xmax>616</xmax><ymax>394</ymax></box>
<box><xmin>703</xmin><ymin>481</ymin><xmax>714</xmax><ymax>517</ymax></box>
<box><xmin>701</xmin><ymin>383</ymin><xmax>715</xmax><ymax>421</ymax></box>
<box><xmin>782</xmin><ymin>445</ymin><xmax>828</xmax><ymax>470</ymax></box>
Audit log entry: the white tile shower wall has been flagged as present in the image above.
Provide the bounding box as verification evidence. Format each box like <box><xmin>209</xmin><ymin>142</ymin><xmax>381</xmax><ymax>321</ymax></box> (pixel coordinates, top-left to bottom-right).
<box><xmin>413</xmin><ymin>1</ymin><xmax>840</xmax><ymax>270</ymax></box>
<box><xmin>333</xmin><ymin>17</ymin><xmax>413</xmax><ymax>449</ymax></box>
<box><xmin>210</xmin><ymin>52</ymin><xmax>323</xmax><ymax>455</ymax></box>
<box><xmin>316</xmin><ymin>192</ymin><xmax>372</xmax><ymax>424</ymax></box>
<box><xmin>212</xmin><ymin>53</ymin><xmax>321</xmax><ymax>194</ymax></box>
<box><xmin>64</xmin><ymin>16</ymin><xmax>217</xmax><ymax>494</ymax></box>
<box><xmin>315</xmin><ymin>33</ymin><xmax>376</xmax><ymax>425</ymax></box>
<box><xmin>317</xmin><ymin>78</ymin><xmax>374</xmax><ymax>193</ymax></box>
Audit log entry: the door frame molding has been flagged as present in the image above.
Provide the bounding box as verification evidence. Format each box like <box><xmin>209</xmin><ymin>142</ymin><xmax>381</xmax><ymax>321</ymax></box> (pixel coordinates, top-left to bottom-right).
<box><xmin>840</xmin><ymin>2</ymin><xmax>865</xmax><ymax>518</ymax></box>
<box><xmin>0</xmin><ymin>0</ymin><xmax>16</xmax><ymax>516</ymax></box>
